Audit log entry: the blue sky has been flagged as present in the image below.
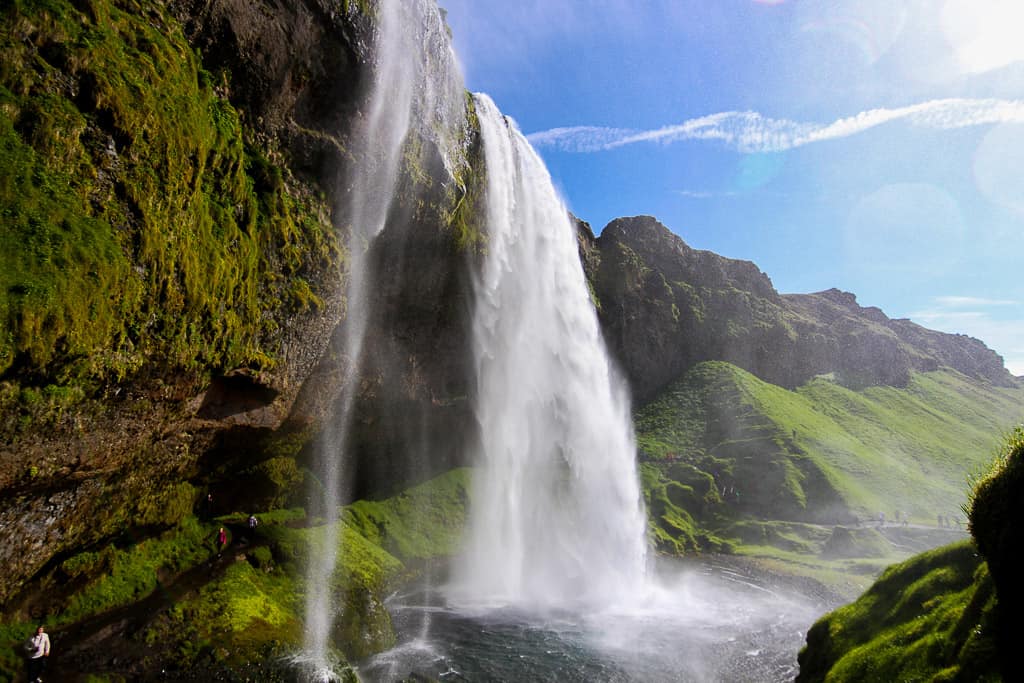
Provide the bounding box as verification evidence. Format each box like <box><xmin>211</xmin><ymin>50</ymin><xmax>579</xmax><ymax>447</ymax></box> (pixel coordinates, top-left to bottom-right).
<box><xmin>439</xmin><ymin>0</ymin><xmax>1024</xmax><ymax>375</ymax></box>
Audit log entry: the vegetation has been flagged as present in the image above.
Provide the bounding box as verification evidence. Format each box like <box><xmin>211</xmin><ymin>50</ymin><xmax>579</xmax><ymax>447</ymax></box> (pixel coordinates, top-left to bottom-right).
<box><xmin>635</xmin><ymin>361</ymin><xmax>1023</xmax><ymax>536</ymax></box>
<box><xmin>796</xmin><ymin>540</ymin><xmax>999</xmax><ymax>682</ymax></box>
<box><xmin>967</xmin><ymin>425</ymin><xmax>1024</xmax><ymax>680</ymax></box>
<box><xmin>795</xmin><ymin>427</ymin><xmax>1024</xmax><ymax>681</ymax></box>
<box><xmin>0</xmin><ymin>469</ymin><xmax>471</xmax><ymax>679</ymax></box>
<box><xmin>0</xmin><ymin>0</ymin><xmax>337</xmax><ymax>387</ymax></box>
<box><xmin>343</xmin><ymin>467</ymin><xmax>471</xmax><ymax>563</ymax></box>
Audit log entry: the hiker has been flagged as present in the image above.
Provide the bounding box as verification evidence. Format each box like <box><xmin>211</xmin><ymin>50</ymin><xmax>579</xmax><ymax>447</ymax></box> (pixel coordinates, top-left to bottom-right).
<box><xmin>216</xmin><ymin>526</ymin><xmax>228</xmax><ymax>555</ymax></box>
<box><xmin>25</xmin><ymin>624</ymin><xmax>50</xmax><ymax>682</ymax></box>
<box><xmin>248</xmin><ymin>513</ymin><xmax>258</xmax><ymax>532</ymax></box>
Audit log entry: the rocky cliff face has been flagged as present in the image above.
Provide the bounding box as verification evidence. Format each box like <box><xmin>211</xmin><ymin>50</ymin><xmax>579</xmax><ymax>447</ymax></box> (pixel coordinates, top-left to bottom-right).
<box><xmin>0</xmin><ymin>0</ymin><xmax>479</xmax><ymax>607</ymax></box>
<box><xmin>583</xmin><ymin>215</ymin><xmax>1017</xmax><ymax>403</ymax></box>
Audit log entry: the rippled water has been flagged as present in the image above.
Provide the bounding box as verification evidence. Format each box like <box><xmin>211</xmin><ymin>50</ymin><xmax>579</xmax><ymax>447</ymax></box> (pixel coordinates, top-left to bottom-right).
<box><xmin>360</xmin><ymin>559</ymin><xmax>830</xmax><ymax>682</ymax></box>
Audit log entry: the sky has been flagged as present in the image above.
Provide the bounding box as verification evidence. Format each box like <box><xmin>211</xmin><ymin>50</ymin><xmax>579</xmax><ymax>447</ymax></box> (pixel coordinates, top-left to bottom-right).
<box><xmin>439</xmin><ymin>0</ymin><xmax>1024</xmax><ymax>376</ymax></box>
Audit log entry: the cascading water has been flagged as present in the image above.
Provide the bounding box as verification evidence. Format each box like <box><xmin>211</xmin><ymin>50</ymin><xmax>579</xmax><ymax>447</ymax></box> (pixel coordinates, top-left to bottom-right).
<box><xmin>299</xmin><ymin>0</ymin><xmax>465</xmax><ymax>679</ymax></box>
<box><xmin>449</xmin><ymin>94</ymin><xmax>649</xmax><ymax>611</ymax></box>
<box><xmin>365</xmin><ymin>92</ymin><xmax>823</xmax><ymax>683</ymax></box>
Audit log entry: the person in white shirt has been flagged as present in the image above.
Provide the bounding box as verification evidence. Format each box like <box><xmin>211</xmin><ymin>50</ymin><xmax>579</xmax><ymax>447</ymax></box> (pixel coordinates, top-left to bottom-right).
<box><xmin>26</xmin><ymin>624</ymin><xmax>50</xmax><ymax>682</ymax></box>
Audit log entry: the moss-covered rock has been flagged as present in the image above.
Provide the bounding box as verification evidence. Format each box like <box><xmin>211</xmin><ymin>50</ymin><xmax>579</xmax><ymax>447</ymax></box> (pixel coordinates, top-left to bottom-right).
<box><xmin>796</xmin><ymin>540</ymin><xmax>998</xmax><ymax>682</ymax></box>
<box><xmin>0</xmin><ymin>468</ymin><xmax>472</xmax><ymax>679</ymax></box>
<box><xmin>968</xmin><ymin>426</ymin><xmax>1024</xmax><ymax>680</ymax></box>
<box><xmin>796</xmin><ymin>430</ymin><xmax>1024</xmax><ymax>681</ymax></box>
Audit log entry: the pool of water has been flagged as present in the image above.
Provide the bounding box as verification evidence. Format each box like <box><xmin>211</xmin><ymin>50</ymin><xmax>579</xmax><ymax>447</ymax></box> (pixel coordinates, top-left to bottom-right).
<box><xmin>359</xmin><ymin>559</ymin><xmax>831</xmax><ymax>682</ymax></box>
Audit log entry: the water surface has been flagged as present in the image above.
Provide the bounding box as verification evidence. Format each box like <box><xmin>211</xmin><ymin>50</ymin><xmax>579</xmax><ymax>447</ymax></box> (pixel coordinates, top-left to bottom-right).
<box><xmin>361</xmin><ymin>558</ymin><xmax>831</xmax><ymax>682</ymax></box>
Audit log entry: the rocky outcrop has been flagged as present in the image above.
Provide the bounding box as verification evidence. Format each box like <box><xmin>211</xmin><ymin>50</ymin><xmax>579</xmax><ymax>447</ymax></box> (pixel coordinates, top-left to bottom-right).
<box><xmin>0</xmin><ymin>0</ymin><xmax>479</xmax><ymax>608</ymax></box>
<box><xmin>584</xmin><ymin>215</ymin><xmax>1017</xmax><ymax>402</ymax></box>
<box><xmin>167</xmin><ymin>0</ymin><xmax>371</xmax><ymax>186</ymax></box>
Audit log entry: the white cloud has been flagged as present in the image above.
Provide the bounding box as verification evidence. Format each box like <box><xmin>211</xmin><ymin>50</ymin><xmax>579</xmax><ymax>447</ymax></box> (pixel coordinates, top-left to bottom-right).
<box><xmin>527</xmin><ymin>98</ymin><xmax>1024</xmax><ymax>153</ymax></box>
<box><xmin>675</xmin><ymin>189</ymin><xmax>740</xmax><ymax>199</ymax></box>
<box><xmin>933</xmin><ymin>296</ymin><xmax>1018</xmax><ymax>307</ymax></box>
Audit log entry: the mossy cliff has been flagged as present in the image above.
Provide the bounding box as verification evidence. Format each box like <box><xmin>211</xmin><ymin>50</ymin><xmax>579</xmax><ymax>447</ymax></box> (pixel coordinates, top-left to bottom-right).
<box><xmin>0</xmin><ymin>469</ymin><xmax>471</xmax><ymax>680</ymax></box>
<box><xmin>0</xmin><ymin>0</ymin><xmax>483</xmax><ymax>613</ymax></box>
<box><xmin>795</xmin><ymin>428</ymin><xmax>1024</xmax><ymax>682</ymax></box>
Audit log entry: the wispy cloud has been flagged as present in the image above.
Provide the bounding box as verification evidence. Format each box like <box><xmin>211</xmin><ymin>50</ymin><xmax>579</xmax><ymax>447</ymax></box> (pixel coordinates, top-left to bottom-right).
<box><xmin>675</xmin><ymin>189</ymin><xmax>740</xmax><ymax>199</ymax></box>
<box><xmin>933</xmin><ymin>295</ymin><xmax>1018</xmax><ymax>307</ymax></box>
<box><xmin>527</xmin><ymin>98</ymin><xmax>1024</xmax><ymax>153</ymax></box>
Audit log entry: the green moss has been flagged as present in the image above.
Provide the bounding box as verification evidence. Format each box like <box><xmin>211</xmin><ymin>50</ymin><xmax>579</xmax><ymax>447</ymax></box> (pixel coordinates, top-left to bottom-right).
<box><xmin>248</xmin><ymin>545</ymin><xmax>274</xmax><ymax>570</ymax></box>
<box><xmin>0</xmin><ymin>0</ymin><xmax>337</xmax><ymax>382</ymax></box>
<box><xmin>144</xmin><ymin>560</ymin><xmax>302</xmax><ymax>668</ymax></box>
<box><xmin>444</xmin><ymin>92</ymin><xmax>486</xmax><ymax>253</ymax></box>
<box><xmin>239</xmin><ymin>455</ymin><xmax>304</xmax><ymax>510</ymax></box>
<box><xmin>137</xmin><ymin>481</ymin><xmax>196</xmax><ymax>528</ymax></box>
<box><xmin>968</xmin><ymin>425</ymin><xmax>1024</xmax><ymax>564</ymax></box>
<box><xmin>640</xmin><ymin>463</ymin><xmax>731</xmax><ymax>555</ymax></box>
<box><xmin>58</xmin><ymin>516</ymin><xmax>215</xmax><ymax>625</ymax></box>
<box><xmin>0</xmin><ymin>468</ymin><xmax>475</xmax><ymax>677</ymax></box>
<box><xmin>725</xmin><ymin>520</ymin><xmax>833</xmax><ymax>555</ymax></box>
<box><xmin>342</xmin><ymin>467</ymin><xmax>471</xmax><ymax>563</ymax></box>
<box><xmin>797</xmin><ymin>540</ymin><xmax>998</xmax><ymax>683</ymax></box>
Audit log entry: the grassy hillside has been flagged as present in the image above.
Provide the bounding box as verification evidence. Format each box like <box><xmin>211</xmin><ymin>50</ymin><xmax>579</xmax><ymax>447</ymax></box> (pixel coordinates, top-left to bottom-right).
<box><xmin>637</xmin><ymin>361</ymin><xmax>1022</xmax><ymax>531</ymax></box>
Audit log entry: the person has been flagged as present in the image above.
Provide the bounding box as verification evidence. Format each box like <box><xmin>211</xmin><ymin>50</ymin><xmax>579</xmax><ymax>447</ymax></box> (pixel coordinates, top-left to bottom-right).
<box><xmin>216</xmin><ymin>527</ymin><xmax>228</xmax><ymax>555</ymax></box>
<box><xmin>247</xmin><ymin>513</ymin><xmax>258</xmax><ymax>531</ymax></box>
<box><xmin>25</xmin><ymin>624</ymin><xmax>50</xmax><ymax>682</ymax></box>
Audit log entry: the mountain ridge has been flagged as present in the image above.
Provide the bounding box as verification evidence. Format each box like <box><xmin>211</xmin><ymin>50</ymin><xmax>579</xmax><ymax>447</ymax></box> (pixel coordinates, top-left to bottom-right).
<box><xmin>581</xmin><ymin>214</ymin><xmax>1017</xmax><ymax>403</ymax></box>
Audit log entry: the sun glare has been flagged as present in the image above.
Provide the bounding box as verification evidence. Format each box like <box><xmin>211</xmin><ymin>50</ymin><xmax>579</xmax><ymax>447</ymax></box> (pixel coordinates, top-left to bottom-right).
<box><xmin>942</xmin><ymin>0</ymin><xmax>1024</xmax><ymax>74</ymax></box>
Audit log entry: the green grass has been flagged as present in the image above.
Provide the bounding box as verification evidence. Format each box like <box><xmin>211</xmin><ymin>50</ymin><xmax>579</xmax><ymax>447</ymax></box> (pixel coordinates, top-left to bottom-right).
<box><xmin>797</xmin><ymin>540</ymin><xmax>999</xmax><ymax>682</ymax></box>
<box><xmin>636</xmin><ymin>362</ymin><xmax>1023</xmax><ymax>530</ymax></box>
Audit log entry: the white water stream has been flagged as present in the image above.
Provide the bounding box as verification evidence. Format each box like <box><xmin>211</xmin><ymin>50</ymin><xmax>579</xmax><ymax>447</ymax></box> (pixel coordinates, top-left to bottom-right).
<box><xmin>300</xmin><ymin>1</ymin><xmax>465</xmax><ymax>679</ymax></box>
<box><xmin>449</xmin><ymin>95</ymin><xmax>649</xmax><ymax>611</ymax></box>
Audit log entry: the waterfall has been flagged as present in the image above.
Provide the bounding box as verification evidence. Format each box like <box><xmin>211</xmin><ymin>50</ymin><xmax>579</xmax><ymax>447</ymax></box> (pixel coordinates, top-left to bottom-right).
<box><xmin>450</xmin><ymin>94</ymin><xmax>648</xmax><ymax>611</ymax></box>
<box><xmin>300</xmin><ymin>0</ymin><xmax>465</xmax><ymax>679</ymax></box>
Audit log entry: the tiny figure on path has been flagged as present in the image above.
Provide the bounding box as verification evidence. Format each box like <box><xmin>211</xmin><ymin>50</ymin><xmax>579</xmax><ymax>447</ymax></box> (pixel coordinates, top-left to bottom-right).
<box><xmin>24</xmin><ymin>624</ymin><xmax>50</xmax><ymax>682</ymax></box>
<box><xmin>216</xmin><ymin>526</ymin><xmax>228</xmax><ymax>556</ymax></box>
<box><xmin>248</xmin><ymin>513</ymin><xmax>258</xmax><ymax>532</ymax></box>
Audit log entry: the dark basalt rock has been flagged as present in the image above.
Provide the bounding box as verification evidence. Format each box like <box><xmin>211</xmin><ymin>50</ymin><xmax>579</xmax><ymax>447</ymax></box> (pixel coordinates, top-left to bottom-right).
<box><xmin>583</xmin><ymin>215</ymin><xmax>1018</xmax><ymax>402</ymax></box>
